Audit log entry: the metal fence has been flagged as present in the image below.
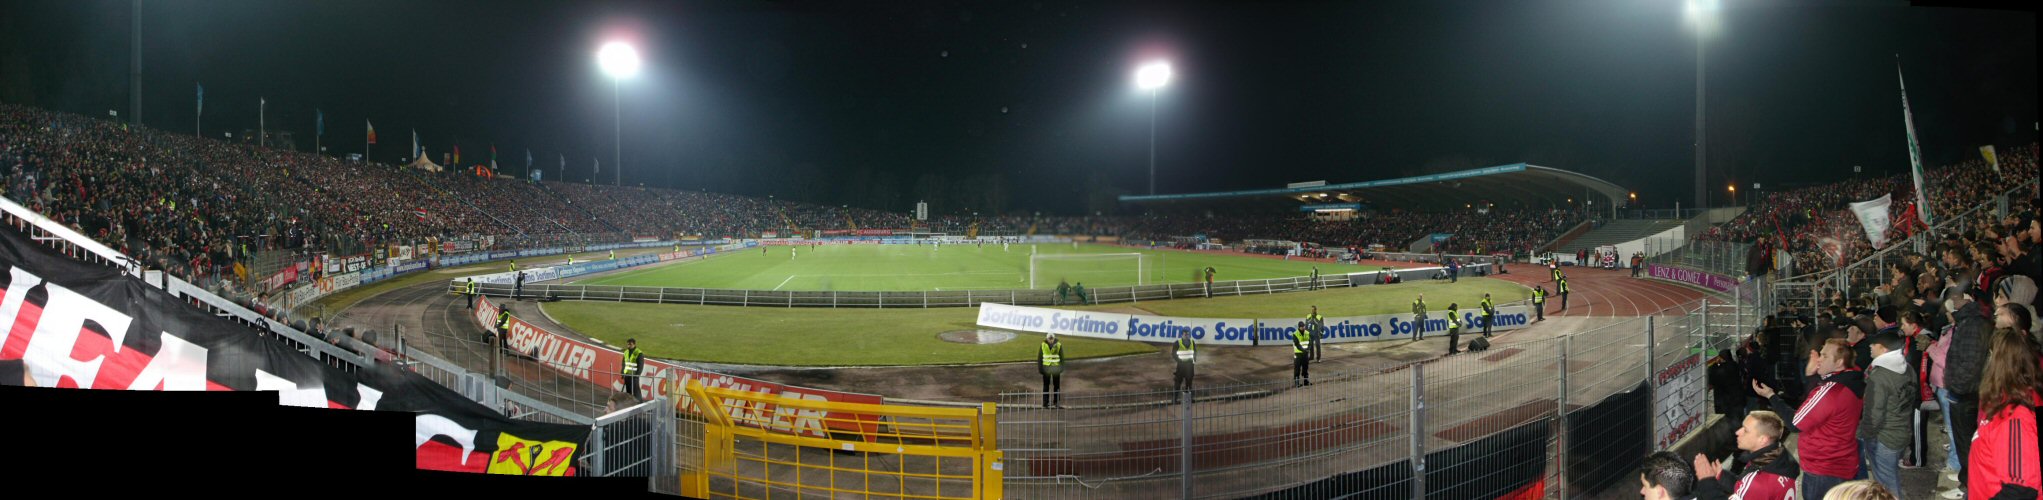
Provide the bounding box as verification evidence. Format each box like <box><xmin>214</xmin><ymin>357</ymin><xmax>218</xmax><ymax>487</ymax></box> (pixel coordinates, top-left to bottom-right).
<box><xmin>682</xmin><ymin>385</ymin><xmax>1003</xmax><ymax>499</ymax></box>
<box><xmin>1641</xmin><ymin>239</ymin><xmax>1752</xmax><ymax>280</ymax></box>
<box><xmin>459</xmin><ymin>263</ymin><xmax>1499</xmax><ymax>309</ymax></box>
<box><xmin>996</xmin><ymin>294</ymin><xmax>1760</xmax><ymax>499</ymax></box>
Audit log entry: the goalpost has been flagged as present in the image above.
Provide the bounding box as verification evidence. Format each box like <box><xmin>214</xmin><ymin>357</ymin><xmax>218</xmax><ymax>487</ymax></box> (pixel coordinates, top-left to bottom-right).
<box><xmin>1029</xmin><ymin>253</ymin><xmax>1148</xmax><ymax>289</ymax></box>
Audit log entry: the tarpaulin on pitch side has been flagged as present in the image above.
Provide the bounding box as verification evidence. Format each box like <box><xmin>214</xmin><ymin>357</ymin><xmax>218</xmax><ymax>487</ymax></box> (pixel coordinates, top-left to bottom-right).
<box><xmin>0</xmin><ymin>223</ymin><xmax>588</xmax><ymax>475</ymax></box>
<box><xmin>474</xmin><ymin>295</ymin><xmax>885</xmax><ymax>441</ymax></box>
<box><xmin>384</xmin><ymin>368</ymin><xmax>588</xmax><ymax>476</ymax></box>
<box><xmin>1237</xmin><ymin>415</ymin><xmax>1552</xmax><ymax>499</ymax></box>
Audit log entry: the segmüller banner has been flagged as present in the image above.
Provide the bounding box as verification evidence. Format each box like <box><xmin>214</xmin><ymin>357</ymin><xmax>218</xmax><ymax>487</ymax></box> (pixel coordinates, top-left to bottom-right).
<box><xmin>473</xmin><ymin>296</ymin><xmax>884</xmax><ymax>441</ymax></box>
<box><xmin>977</xmin><ymin>302</ymin><xmax>1532</xmax><ymax>346</ymax></box>
<box><xmin>0</xmin><ymin>224</ymin><xmax>589</xmax><ymax>475</ymax></box>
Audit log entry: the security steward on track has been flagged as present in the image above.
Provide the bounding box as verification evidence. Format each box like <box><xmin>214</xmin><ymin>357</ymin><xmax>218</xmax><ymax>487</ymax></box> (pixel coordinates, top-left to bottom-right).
<box><xmin>621</xmin><ymin>338</ymin><xmax>644</xmax><ymax>399</ymax></box>
<box><xmin>1292</xmin><ymin>322</ymin><xmax>1312</xmax><ymax>387</ymax></box>
<box><xmin>1171</xmin><ymin>331</ymin><xmax>1196</xmax><ymax>402</ymax></box>
<box><xmin>1557</xmin><ymin>274</ymin><xmax>1571</xmax><ymax>311</ymax></box>
<box><xmin>1445</xmin><ymin>303</ymin><xmax>1463</xmax><ymax>355</ymax></box>
<box><xmin>493</xmin><ymin>305</ymin><xmax>514</xmax><ymax>344</ymax></box>
<box><xmin>1411</xmin><ymin>294</ymin><xmax>1429</xmax><ymax>341</ymax></box>
<box><xmin>1480</xmin><ymin>293</ymin><xmax>1495</xmax><ymax>337</ymax></box>
<box><xmin>1306</xmin><ymin>306</ymin><xmax>1326</xmax><ymax>361</ymax></box>
<box><xmin>1038</xmin><ymin>333</ymin><xmax>1064</xmax><ymax>408</ymax></box>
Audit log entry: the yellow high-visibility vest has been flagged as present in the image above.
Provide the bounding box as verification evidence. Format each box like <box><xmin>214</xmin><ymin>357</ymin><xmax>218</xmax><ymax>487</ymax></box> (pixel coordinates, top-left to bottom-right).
<box><xmin>1040</xmin><ymin>341</ymin><xmax>1063</xmax><ymax>366</ymax></box>
<box><xmin>622</xmin><ymin>348</ymin><xmax>644</xmax><ymax>374</ymax></box>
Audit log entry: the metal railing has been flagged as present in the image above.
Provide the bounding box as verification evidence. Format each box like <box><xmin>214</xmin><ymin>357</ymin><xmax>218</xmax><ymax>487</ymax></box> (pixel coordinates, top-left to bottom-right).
<box><xmin>0</xmin><ymin>193</ymin><xmax>675</xmax><ymax>483</ymax></box>
<box><xmin>458</xmin><ymin>263</ymin><xmax>1501</xmax><ymax>309</ymax></box>
<box><xmin>683</xmin><ymin>384</ymin><xmax>1004</xmax><ymax>499</ymax></box>
<box><xmin>996</xmin><ymin>294</ymin><xmax>1761</xmax><ymax>499</ymax></box>
<box><xmin>1768</xmin><ymin>178</ymin><xmax>2035</xmax><ymax>316</ymax></box>
<box><xmin>1642</xmin><ymin>239</ymin><xmax>1751</xmax><ymax>279</ymax></box>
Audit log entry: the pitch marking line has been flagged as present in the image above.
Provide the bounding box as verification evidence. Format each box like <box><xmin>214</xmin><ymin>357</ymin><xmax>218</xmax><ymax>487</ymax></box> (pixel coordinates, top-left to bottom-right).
<box><xmin>773</xmin><ymin>275</ymin><xmax>798</xmax><ymax>291</ymax></box>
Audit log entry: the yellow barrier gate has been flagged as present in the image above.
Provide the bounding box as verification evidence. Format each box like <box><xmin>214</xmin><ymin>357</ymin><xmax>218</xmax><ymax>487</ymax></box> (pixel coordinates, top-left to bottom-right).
<box><xmin>683</xmin><ymin>384</ymin><xmax>1004</xmax><ymax>499</ymax></box>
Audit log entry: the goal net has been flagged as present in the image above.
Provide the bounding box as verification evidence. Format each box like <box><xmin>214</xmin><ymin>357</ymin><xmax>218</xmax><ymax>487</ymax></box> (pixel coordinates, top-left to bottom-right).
<box><xmin>1029</xmin><ymin>253</ymin><xmax>1148</xmax><ymax>289</ymax></box>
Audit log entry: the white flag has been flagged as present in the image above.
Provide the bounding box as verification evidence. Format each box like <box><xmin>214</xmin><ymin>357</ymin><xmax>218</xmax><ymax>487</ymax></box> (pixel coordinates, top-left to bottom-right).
<box><xmin>1849</xmin><ymin>193</ymin><xmax>1893</xmax><ymax>248</ymax></box>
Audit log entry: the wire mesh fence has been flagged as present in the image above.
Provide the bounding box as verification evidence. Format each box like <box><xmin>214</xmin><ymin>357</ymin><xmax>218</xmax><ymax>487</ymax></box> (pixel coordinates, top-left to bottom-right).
<box><xmin>998</xmin><ymin>296</ymin><xmax>1757</xmax><ymax>499</ymax></box>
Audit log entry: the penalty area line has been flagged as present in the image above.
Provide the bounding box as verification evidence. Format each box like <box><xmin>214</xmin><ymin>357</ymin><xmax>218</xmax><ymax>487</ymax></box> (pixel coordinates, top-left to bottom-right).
<box><xmin>773</xmin><ymin>275</ymin><xmax>798</xmax><ymax>291</ymax></box>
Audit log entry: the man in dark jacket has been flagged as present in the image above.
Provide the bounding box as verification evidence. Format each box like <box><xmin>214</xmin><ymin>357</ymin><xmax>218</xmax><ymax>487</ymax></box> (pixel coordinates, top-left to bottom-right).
<box><xmin>1706</xmin><ymin>350</ymin><xmax>1747</xmax><ymax>421</ymax></box>
<box><xmin>1940</xmin><ymin>286</ymin><xmax>1993</xmax><ymax>490</ymax></box>
<box><xmin>1692</xmin><ymin>410</ymin><xmax>1800</xmax><ymax>500</ymax></box>
<box><xmin>1753</xmin><ymin>339</ymin><xmax>1863</xmax><ymax>500</ymax></box>
<box><xmin>1857</xmin><ymin>331</ymin><xmax>1915</xmax><ymax>495</ymax></box>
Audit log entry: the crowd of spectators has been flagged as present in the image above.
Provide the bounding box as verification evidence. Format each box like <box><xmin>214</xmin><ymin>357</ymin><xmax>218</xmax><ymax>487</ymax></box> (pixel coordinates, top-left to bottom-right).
<box><xmin>1121</xmin><ymin>207</ymin><xmax>1585</xmax><ymax>257</ymax></box>
<box><xmin>1699</xmin><ymin>143</ymin><xmax>2037</xmax><ymax>278</ymax></box>
<box><xmin>1692</xmin><ymin>201</ymin><xmax>2039</xmax><ymax>499</ymax></box>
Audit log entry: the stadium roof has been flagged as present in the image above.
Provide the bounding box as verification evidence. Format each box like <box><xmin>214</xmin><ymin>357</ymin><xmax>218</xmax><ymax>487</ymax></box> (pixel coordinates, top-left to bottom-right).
<box><xmin>1119</xmin><ymin>163</ymin><xmax>1628</xmax><ymax>212</ymax></box>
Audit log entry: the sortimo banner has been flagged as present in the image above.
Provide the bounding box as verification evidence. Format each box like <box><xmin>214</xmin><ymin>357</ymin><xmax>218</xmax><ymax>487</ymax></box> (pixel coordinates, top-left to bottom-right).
<box><xmin>977</xmin><ymin>302</ymin><xmax>1533</xmax><ymax>346</ymax></box>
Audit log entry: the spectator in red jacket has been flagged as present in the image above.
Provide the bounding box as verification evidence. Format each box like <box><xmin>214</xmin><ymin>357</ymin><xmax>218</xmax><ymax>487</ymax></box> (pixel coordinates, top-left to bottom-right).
<box><xmin>1693</xmin><ymin>410</ymin><xmax>1800</xmax><ymax>500</ymax></box>
<box><xmin>1968</xmin><ymin>328</ymin><xmax>2042</xmax><ymax>500</ymax></box>
<box><xmin>1754</xmin><ymin>338</ymin><xmax>1864</xmax><ymax>500</ymax></box>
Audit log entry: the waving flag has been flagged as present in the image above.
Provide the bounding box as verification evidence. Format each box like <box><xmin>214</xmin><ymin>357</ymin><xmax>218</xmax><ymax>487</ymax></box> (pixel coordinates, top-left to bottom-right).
<box><xmin>1896</xmin><ymin>57</ymin><xmax>1932</xmax><ymax>230</ymax></box>
<box><xmin>454</xmin><ymin>144</ymin><xmax>461</xmax><ymax>165</ymax></box>
<box><xmin>1848</xmin><ymin>194</ymin><xmax>1893</xmax><ymax>248</ymax></box>
<box><xmin>196</xmin><ymin>83</ymin><xmax>203</xmax><ymax>116</ymax></box>
<box><xmin>315</xmin><ymin>109</ymin><xmax>324</xmax><ymax>137</ymax></box>
<box><xmin>366</xmin><ymin>121</ymin><xmax>377</xmax><ymax>144</ymax></box>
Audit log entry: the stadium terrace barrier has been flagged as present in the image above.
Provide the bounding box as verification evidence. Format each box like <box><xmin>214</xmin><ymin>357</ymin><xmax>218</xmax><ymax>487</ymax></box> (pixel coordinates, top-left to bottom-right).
<box><xmin>1642</xmin><ymin>239</ymin><xmax>1752</xmax><ymax>281</ymax></box>
<box><xmin>266</xmin><ymin>238</ymin><xmax>694</xmax><ymax>312</ymax></box>
<box><xmin>457</xmin><ymin>261</ymin><xmax>1504</xmax><ymax>309</ymax></box>
<box><xmin>1767</xmin><ymin>178</ymin><xmax>2035</xmax><ymax>318</ymax></box>
<box><xmin>0</xmin><ymin>194</ymin><xmax>674</xmax><ymax>480</ymax></box>
<box><xmin>682</xmin><ymin>384</ymin><xmax>1004</xmax><ymax>499</ymax></box>
<box><xmin>997</xmin><ymin>295</ymin><xmax>1760</xmax><ymax>499</ymax></box>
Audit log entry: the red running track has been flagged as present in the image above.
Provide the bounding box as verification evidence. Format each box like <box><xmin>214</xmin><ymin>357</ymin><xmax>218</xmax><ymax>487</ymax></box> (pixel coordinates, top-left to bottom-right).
<box><xmin>1488</xmin><ymin>264</ymin><xmax>1707</xmax><ymax>317</ymax></box>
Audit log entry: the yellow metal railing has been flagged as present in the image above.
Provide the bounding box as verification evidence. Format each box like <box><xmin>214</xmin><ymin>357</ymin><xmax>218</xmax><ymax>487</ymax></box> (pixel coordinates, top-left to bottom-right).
<box><xmin>683</xmin><ymin>383</ymin><xmax>1004</xmax><ymax>499</ymax></box>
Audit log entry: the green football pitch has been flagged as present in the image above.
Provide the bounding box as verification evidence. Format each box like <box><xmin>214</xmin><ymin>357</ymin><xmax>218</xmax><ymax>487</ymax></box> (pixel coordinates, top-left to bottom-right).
<box><xmin>573</xmin><ymin>243</ymin><xmax>1350</xmax><ymax>291</ymax></box>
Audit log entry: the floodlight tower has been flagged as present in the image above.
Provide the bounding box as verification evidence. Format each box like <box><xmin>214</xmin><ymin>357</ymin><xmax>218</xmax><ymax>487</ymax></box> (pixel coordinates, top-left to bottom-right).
<box><xmin>598</xmin><ymin>41</ymin><xmax>641</xmax><ymax>186</ymax></box>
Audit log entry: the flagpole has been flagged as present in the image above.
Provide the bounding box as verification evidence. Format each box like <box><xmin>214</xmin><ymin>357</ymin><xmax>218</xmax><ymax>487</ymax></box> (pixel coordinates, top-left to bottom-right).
<box><xmin>1896</xmin><ymin>54</ymin><xmax>1934</xmax><ymax>239</ymax></box>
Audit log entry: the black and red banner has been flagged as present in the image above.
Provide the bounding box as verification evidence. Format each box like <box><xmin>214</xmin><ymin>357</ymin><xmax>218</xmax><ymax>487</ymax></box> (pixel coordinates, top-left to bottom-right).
<box><xmin>0</xmin><ymin>223</ymin><xmax>587</xmax><ymax>476</ymax></box>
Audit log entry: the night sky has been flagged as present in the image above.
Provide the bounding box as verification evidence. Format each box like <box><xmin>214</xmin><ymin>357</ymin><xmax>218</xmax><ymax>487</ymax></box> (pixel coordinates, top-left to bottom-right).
<box><xmin>0</xmin><ymin>0</ymin><xmax>2034</xmax><ymax>214</ymax></box>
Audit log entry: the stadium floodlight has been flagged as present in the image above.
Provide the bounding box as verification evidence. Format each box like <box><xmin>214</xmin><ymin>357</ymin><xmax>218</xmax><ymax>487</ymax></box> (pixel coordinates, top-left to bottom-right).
<box><xmin>1135</xmin><ymin>62</ymin><xmax>1173</xmax><ymax>90</ymax></box>
<box><xmin>1687</xmin><ymin>0</ymin><xmax>1717</xmax><ymax>214</ymax></box>
<box><xmin>598</xmin><ymin>42</ymin><xmax>641</xmax><ymax>79</ymax></box>
<box><xmin>1134</xmin><ymin>61</ymin><xmax>1172</xmax><ymax>196</ymax></box>
<box><xmin>597</xmin><ymin>41</ymin><xmax>640</xmax><ymax>187</ymax></box>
